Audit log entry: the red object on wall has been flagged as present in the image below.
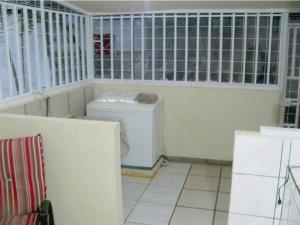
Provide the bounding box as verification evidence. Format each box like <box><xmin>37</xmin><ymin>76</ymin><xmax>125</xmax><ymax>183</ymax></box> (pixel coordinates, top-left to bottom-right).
<box><xmin>94</xmin><ymin>34</ymin><xmax>111</xmax><ymax>56</ymax></box>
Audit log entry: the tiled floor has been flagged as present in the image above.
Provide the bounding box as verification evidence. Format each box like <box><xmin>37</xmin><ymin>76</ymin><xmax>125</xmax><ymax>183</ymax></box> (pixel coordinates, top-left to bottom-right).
<box><xmin>122</xmin><ymin>163</ymin><xmax>232</xmax><ymax>225</ymax></box>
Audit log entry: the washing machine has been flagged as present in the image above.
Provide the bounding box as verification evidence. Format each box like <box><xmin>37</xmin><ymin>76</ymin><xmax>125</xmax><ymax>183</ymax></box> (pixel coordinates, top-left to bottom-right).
<box><xmin>86</xmin><ymin>92</ymin><xmax>163</xmax><ymax>169</ymax></box>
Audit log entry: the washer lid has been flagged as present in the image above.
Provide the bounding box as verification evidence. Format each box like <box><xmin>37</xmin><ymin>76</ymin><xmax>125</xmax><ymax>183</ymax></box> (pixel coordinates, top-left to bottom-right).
<box><xmin>96</xmin><ymin>92</ymin><xmax>138</xmax><ymax>104</ymax></box>
<box><xmin>87</xmin><ymin>98</ymin><xmax>156</xmax><ymax>112</ymax></box>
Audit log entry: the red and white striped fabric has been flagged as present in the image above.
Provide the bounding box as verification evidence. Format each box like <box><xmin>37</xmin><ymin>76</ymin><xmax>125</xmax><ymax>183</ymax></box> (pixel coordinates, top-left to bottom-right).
<box><xmin>0</xmin><ymin>135</ymin><xmax>46</xmax><ymax>218</ymax></box>
<box><xmin>0</xmin><ymin>213</ymin><xmax>39</xmax><ymax>225</ymax></box>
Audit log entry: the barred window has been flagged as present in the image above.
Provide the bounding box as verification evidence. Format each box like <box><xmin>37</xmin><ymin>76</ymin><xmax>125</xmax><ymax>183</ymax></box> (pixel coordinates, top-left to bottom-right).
<box><xmin>0</xmin><ymin>1</ymin><xmax>88</xmax><ymax>100</ymax></box>
<box><xmin>93</xmin><ymin>12</ymin><xmax>283</xmax><ymax>86</ymax></box>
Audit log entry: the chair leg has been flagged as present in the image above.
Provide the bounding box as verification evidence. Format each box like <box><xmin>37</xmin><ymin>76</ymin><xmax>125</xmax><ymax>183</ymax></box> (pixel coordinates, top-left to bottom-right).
<box><xmin>39</xmin><ymin>200</ymin><xmax>55</xmax><ymax>225</ymax></box>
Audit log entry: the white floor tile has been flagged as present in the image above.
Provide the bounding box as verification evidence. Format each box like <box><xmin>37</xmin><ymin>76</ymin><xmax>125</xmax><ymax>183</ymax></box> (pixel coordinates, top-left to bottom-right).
<box><xmin>124</xmin><ymin>223</ymin><xmax>156</xmax><ymax>225</ymax></box>
<box><xmin>122</xmin><ymin>182</ymin><xmax>148</xmax><ymax>201</ymax></box>
<box><xmin>221</xmin><ymin>166</ymin><xmax>232</xmax><ymax>178</ymax></box>
<box><xmin>190</xmin><ymin>164</ymin><xmax>221</xmax><ymax>177</ymax></box>
<box><xmin>219</xmin><ymin>178</ymin><xmax>231</xmax><ymax>193</ymax></box>
<box><xmin>127</xmin><ymin>202</ymin><xmax>174</xmax><ymax>225</ymax></box>
<box><xmin>214</xmin><ymin>211</ymin><xmax>228</xmax><ymax>225</ymax></box>
<box><xmin>273</xmin><ymin>219</ymin><xmax>280</xmax><ymax>225</ymax></box>
<box><xmin>159</xmin><ymin>162</ymin><xmax>191</xmax><ymax>175</ymax></box>
<box><xmin>185</xmin><ymin>175</ymin><xmax>219</xmax><ymax>191</ymax></box>
<box><xmin>178</xmin><ymin>189</ymin><xmax>217</xmax><ymax>210</ymax></box>
<box><xmin>228</xmin><ymin>213</ymin><xmax>274</xmax><ymax>225</ymax></box>
<box><xmin>123</xmin><ymin>199</ymin><xmax>136</xmax><ymax>221</ymax></box>
<box><xmin>151</xmin><ymin>172</ymin><xmax>187</xmax><ymax>189</ymax></box>
<box><xmin>140</xmin><ymin>185</ymin><xmax>181</xmax><ymax>205</ymax></box>
<box><xmin>122</xmin><ymin>176</ymin><xmax>151</xmax><ymax>185</ymax></box>
<box><xmin>216</xmin><ymin>192</ymin><xmax>230</xmax><ymax>211</ymax></box>
<box><xmin>169</xmin><ymin>207</ymin><xmax>214</xmax><ymax>225</ymax></box>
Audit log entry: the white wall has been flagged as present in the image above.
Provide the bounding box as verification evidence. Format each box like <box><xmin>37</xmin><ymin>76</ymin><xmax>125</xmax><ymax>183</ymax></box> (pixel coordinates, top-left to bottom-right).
<box><xmin>0</xmin><ymin>84</ymin><xmax>94</xmax><ymax>117</ymax></box>
<box><xmin>0</xmin><ymin>114</ymin><xmax>123</xmax><ymax>225</ymax></box>
<box><xmin>93</xmin><ymin>83</ymin><xmax>281</xmax><ymax>161</ymax></box>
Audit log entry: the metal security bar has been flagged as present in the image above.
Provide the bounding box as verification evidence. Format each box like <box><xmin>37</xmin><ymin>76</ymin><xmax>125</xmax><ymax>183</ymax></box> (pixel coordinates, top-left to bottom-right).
<box><xmin>282</xmin><ymin>25</ymin><xmax>300</xmax><ymax>128</ymax></box>
<box><xmin>92</xmin><ymin>12</ymin><xmax>285</xmax><ymax>87</ymax></box>
<box><xmin>0</xmin><ymin>1</ymin><xmax>89</xmax><ymax>101</ymax></box>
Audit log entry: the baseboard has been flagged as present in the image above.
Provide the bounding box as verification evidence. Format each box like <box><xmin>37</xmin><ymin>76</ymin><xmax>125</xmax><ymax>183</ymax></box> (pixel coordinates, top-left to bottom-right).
<box><xmin>164</xmin><ymin>155</ymin><xmax>232</xmax><ymax>166</ymax></box>
<box><xmin>121</xmin><ymin>157</ymin><xmax>164</xmax><ymax>178</ymax></box>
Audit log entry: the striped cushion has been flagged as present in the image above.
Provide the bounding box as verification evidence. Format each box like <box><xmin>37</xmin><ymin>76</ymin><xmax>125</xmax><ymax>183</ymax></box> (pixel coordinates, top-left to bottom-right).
<box><xmin>0</xmin><ymin>213</ymin><xmax>39</xmax><ymax>225</ymax></box>
<box><xmin>0</xmin><ymin>135</ymin><xmax>46</xmax><ymax>217</ymax></box>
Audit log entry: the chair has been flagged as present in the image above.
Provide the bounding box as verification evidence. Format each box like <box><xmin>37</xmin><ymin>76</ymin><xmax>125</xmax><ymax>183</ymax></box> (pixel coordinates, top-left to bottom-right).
<box><xmin>0</xmin><ymin>134</ymin><xmax>54</xmax><ymax>225</ymax></box>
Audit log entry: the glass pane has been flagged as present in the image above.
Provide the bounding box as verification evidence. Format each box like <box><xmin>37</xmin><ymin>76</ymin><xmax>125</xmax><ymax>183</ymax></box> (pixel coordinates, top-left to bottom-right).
<box><xmin>233</xmin><ymin>16</ymin><xmax>244</xmax><ymax>83</ymax></box>
<box><xmin>286</xmin><ymin>79</ymin><xmax>298</xmax><ymax>99</ymax></box>
<box><xmin>287</xmin><ymin>28</ymin><xmax>294</xmax><ymax>77</ymax></box>
<box><xmin>0</xmin><ymin>5</ymin><xmax>10</xmax><ymax>98</ymax></box>
<box><xmin>187</xmin><ymin>17</ymin><xmax>197</xmax><ymax>81</ymax></box>
<box><xmin>155</xmin><ymin>17</ymin><xmax>163</xmax><ymax>80</ymax></box>
<box><xmin>176</xmin><ymin>17</ymin><xmax>185</xmax><ymax>81</ymax></box>
<box><xmin>93</xmin><ymin>19</ymin><xmax>101</xmax><ymax>78</ymax></box>
<box><xmin>144</xmin><ymin>17</ymin><xmax>152</xmax><ymax>80</ymax></box>
<box><xmin>284</xmin><ymin>105</ymin><xmax>297</xmax><ymax>125</ymax></box>
<box><xmin>222</xmin><ymin>16</ymin><xmax>232</xmax><ymax>83</ymax></box>
<box><xmin>133</xmin><ymin>18</ymin><xmax>141</xmax><ymax>80</ymax></box>
<box><xmin>123</xmin><ymin>18</ymin><xmax>131</xmax><ymax>79</ymax></box>
<box><xmin>83</xmin><ymin>18</ymin><xmax>88</xmax><ymax>79</ymax></box>
<box><xmin>198</xmin><ymin>17</ymin><xmax>208</xmax><ymax>81</ymax></box>
<box><xmin>256</xmin><ymin>16</ymin><xmax>270</xmax><ymax>84</ymax></box>
<box><xmin>45</xmin><ymin>12</ymin><xmax>53</xmax><ymax>85</ymax></box>
<box><xmin>103</xmin><ymin>18</ymin><xmax>111</xmax><ymax>79</ymax></box>
<box><xmin>51</xmin><ymin>13</ymin><xmax>59</xmax><ymax>84</ymax></box>
<box><xmin>59</xmin><ymin>14</ymin><xmax>66</xmax><ymax>83</ymax></box>
<box><xmin>165</xmin><ymin>17</ymin><xmax>174</xmax><ymax>81</ymax></box>
<box><xmin>113</xmin><ymin>18</ymin><xmax>121</xmax><ymax>79</ymax></box>
<box><xmin>210</xmin><ymin>17</ymin><xmax>220</xmax><ymax>81</ymax></box>
<box><xmin>18</xmin><ymin>7</ymin><xmax>30</xmax><ymax>92</ymax></box>
<box><xmin>269</xmin><ymin>16</ymin><xmax>281</xmax><ymax>84</ymax></box>
<box><xmin>245</xmin><ymin>16</ymin><xmax>257</xmax><ymax>83</ymax></box>
<box><xmin>294</xmin><ymin>28</ymin><xmax>300</xmax><ymax>79</ymax></box>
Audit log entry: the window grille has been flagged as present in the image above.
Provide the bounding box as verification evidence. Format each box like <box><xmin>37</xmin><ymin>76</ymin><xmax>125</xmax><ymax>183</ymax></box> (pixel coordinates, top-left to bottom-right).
<box><xmin>0</xmin><ymin>1</ymin><xmax>88</xmax><ymax>101</ymax></box>
<box><xmin>2</xmin><ymin>0</ymin><xmax>83</xmax><ymax>14</ymax></box>
<box><xmin>92</xmin><ymin>12</ymin><xmax>284</xmax><ymax>86</ymax></box>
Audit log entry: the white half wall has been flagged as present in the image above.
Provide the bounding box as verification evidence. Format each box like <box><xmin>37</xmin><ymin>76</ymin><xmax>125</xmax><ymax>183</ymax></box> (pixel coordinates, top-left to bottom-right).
<box><xmin>0</xmin><ymin>114</ymin><xmax>123</xmax><ymax>225</ymax></box>
<box><xmin>0</xmin><ymin>84</ymin><xmax>94</xmax><ymax>117</ymax></box>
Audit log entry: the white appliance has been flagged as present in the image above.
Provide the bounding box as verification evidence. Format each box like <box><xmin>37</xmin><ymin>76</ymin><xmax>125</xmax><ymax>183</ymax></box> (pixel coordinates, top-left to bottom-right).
<box><xmin>86</xmin><ymin>92</ymin><xmax>163</xmax><ymax>169</ymax></box>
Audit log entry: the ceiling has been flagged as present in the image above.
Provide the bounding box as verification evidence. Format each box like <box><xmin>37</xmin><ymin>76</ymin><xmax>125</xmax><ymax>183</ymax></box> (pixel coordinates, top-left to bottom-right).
<box><xmin>65</xmin><ymin>1</ymin><xmax>300</xmax><ymax>14</ymax></box>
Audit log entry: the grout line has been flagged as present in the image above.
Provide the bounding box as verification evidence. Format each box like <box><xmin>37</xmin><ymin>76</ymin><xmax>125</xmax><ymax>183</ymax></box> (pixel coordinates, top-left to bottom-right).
<box><xmin>232</xmin><ymin>172</ymin><xmax>281</xmax><ymax>179</ymax></box>
<box><xmin>230</xmin><ymin>212</ymin><xmax>277</xmax><ymax>220</ymax></box>
<box><xmin>188</xmin><ymin>173</ymin><xmax>222</xmax><ymax>178</ymax></box>
<box><xmin>215</xmin><ymin>209</ymin><xmax>229</xmax><ymax>213</ymax></box>
<box><xmin>212</xmin><ymin>166</ymin><xmax>223</xmax><ymax>225</ymax></box>
<box><xmin>272</xmin><ymin>139</ymin><xmax>286</xmax><ymax>225</ymax></box>
<box><xmin>124</xmin><ymin>177</ymin><xmax>153</xmax><ymax>222</ymax></box>
<box><xmin>124</xmin><ymin>164</ymin><xmax>191</xmax><ymax>223</ymax></box>
<box><xmin>124</xmin><ymin>222</ymin><xmax>151</xmax><ymax>225</ymax></box>
<box><xmin>218</xmin><ymin>191</ymin><xmax>231</xmax><ymax>194</ymax></box>
<box><xmin>176</xmin><ymin>205</ymin><xmax>215</xmax><ymax>211</ymax></box>
<box><xmin>167</xmin><ymin>164</ymin><xmax>192</xmax><ymax>225</ymax></box>
<box><xmin>183</xmin><ymin>187</ymin><xmax>219</xmax><ymax>193</ymax></box>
